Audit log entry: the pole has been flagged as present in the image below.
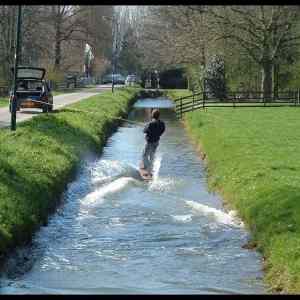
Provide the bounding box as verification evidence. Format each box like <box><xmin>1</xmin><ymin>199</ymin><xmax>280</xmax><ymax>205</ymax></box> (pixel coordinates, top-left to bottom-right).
<box><xmin>111</xmin><ymin>10</ymin><xmax>117</xmax><ymax>94</ymax></box>
<box><xmin>112</xmin><ymin>52</ymin><xmax>115</xmax><ymax>94</ymax></box>
<box><xmin>11</xmin><ymin>5</ymin><xmax>22</xmax><ymax>131</ymax></box>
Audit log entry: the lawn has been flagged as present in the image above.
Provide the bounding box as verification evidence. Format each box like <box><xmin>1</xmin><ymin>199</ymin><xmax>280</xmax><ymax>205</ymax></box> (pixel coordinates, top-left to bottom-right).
<box><xmin>0</xmin><ymin>87</ymin><xmax>141</xmax><ymax>260</ymax></box>
<box><xmin>167</xmin><ymin>89</ymin><xmax>300</xmax><ymax>293</ymax></box>
<box><xmin>0</xmin><ymin>97</ymin><xmax>8</xmax><ymax>107</ymax></box>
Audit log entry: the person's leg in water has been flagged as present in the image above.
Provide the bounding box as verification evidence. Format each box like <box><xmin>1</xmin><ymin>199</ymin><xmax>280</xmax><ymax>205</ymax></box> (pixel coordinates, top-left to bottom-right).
<box><xmin>148</xmin><ymin>142</ymin><xmax>159</xmax><ymax>174</ymax></box>
<box><xmin>141</xmin><ymin>142</ymin><xmax>158</xmax><ymax>174</ymax></box>
<box><xmin>141</xmin><ymin>142</ymin><xmax>151</xmax><ymax>171</ymax></box>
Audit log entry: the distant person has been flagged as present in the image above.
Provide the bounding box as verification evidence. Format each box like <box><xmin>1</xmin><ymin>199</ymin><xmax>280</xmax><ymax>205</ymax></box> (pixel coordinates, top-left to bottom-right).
<box><xmin>140</xmin><ymin>109</ymin><xmax>165</xmax><ymax>177</ymax></box>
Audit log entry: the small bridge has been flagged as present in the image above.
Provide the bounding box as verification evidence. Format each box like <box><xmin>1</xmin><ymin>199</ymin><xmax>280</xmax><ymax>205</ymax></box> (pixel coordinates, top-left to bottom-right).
<box><xmin>139</xmin><ymin>89</ymin><xmax>163</xmax><ymax>98</ymax></box>
<box><xmin>174</xmin><ymin>90</ymin><xmax>300</xmax><ymax>118</ymax></box>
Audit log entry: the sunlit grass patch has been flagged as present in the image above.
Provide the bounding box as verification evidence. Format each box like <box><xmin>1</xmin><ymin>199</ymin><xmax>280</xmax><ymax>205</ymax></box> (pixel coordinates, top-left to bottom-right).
<box><xmin>0</xmin><ymin>97</ymin><xmax>8</xmax><ymax>107</ymax></box>
<box><xmin>168</xmin><ymin>89</ymin><xmax>300</xmax><ymax>293</ymax></box>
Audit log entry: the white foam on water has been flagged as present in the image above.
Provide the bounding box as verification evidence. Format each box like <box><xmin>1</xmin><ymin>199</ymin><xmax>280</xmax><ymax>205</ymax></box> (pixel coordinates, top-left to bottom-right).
<box><xmin>185</xmin><ymin>200</ymin><xmax>243</xmax><ymax>227</ymax></box>
<box><xmin>148</xmin><ymin>154</ymin><xmax>162</xmax><ymax>190</ymax></box>
<box><xmin>91</xmin><ymin>160</ymin><xmax>125</xmax><ymax>178</ymax></box>
<box><xmin>171</xmin><ymin>214</ymin><xmax>193</xmax><ymax>223</ymax></box>
<box><xmin>81</xmin><ymin>177</ymin><xmax>136</xmax><ymax>207</ymax></box>
<box><xmin>152</xmin><ymin>154</ymin><xmax>162</xmax><ymax>180</ymax></box>
<box><xmin>91</xmin><ymin>160</ymin><xmax>142</xmax><ymax>186</ymax></box>
<box><xmin>148</xmin><ymin>177</ymin><xmax>177</xmax><ymax>192</ymax></box>
<box><xmin>228</xmin><ymin>210</ymin><xmax>244</xmax><ymax>227</ymax></box>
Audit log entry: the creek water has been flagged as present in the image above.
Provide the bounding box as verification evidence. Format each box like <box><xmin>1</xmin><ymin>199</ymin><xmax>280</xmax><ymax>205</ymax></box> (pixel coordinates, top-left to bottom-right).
<box><xmin>0</xmin><ymin>97</ymin><xmax>267</xmax><ymax>294</ymax></box>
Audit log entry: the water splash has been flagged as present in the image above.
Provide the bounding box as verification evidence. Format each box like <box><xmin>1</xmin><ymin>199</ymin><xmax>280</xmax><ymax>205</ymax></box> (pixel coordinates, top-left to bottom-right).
<box><xmin>152</xmin><ymin>154</ymin><xmax>162</xmax><ymax>180</ymax></box>
<box><xmin>185</xmin><ymin>200</ymin><xmax>243</xmax><ymax>227</ymax></box>
<box><xmin>91</xmin><ymin>160</ymin><xmax>141</xmax><ymax>186</ymax></box>
<box><xmin>81</xmin><ymin>177</ymin><xmax>138</xmax><ymax>207</ymax></box>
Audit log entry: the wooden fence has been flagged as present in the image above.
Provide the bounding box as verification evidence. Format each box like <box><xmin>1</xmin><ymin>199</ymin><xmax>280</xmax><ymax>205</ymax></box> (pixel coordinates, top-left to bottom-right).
<box><xmin>175</xmin><ymin>90</ymin><xmax>300</xmax><ymax>118</ymax></box>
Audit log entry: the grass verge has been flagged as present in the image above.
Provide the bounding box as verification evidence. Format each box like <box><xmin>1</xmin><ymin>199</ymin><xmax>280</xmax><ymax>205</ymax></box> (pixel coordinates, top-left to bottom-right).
<box><xmin>167</xmin><ymin>89</ymin><xmax>300</xmax><ymax>293</ymax></box>
<box><xmin>0</xmin><ymin>87</ymin><xmax>141</xmax><ymax>262</ymax></box>
<box><xmin>165</xmin><ymin>89</ymin><xmax>193</xmax><ymax>100</ymax></box>
<box><xmin>0</xmin><ymin>97</ymin><xmax>8</xmax><ymax>107</ymax></box>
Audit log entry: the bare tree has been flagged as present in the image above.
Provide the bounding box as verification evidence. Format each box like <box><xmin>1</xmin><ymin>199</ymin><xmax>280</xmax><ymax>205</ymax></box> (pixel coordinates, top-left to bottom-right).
<box><xmin>202</xmin><ymin>5</ymin><xmax>300</xmax><ymax>99</ymax></box>
<box><xmin>0</xmin><ymin>6</ymin><xmax>17</xmax><ymax>84</ymax></box>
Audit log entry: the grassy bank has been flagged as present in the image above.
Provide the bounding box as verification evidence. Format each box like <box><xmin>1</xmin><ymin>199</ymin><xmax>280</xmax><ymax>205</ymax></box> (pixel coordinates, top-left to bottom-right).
<box><xmin>167</xmin><ymin>90</ymin><xmax>300</xmax><ymax>293</ymax></box>
<box><xmin>0</xmin><ymin>87</ymin><xmax>141</xmax><ymax>261</ymax></box>
<box><xmin>0</xmin><ymin>97</ymin><xmax>8</xmax><ymax>107</ymax></box>
<box><xmin>165</xmin><ymin>89</ymin><xmax>193</xmax><ymax>100</ymax></box>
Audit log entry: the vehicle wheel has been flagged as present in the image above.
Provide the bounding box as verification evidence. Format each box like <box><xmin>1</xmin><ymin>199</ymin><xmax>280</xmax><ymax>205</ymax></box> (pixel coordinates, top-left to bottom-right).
<box><xmin>48</xmin><ymin>104</ymin><xmax>53</xmax><ymax>112</ymax></box>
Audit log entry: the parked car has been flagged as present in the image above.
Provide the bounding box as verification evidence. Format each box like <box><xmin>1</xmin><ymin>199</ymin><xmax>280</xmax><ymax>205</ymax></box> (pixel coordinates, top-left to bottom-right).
<box><xmin>125</xmin><ymin>74</ymin><xmax>137</xmax><ymax>86</ymax></box>
<box><xmin>9</xmin><ymin>67</ymin><xmax>53</xmax><ymax>113</ymax></box>
<box><xmin>102</xmin><ymin>74</ymin><xmax>125</xmax><ymax>84</ymax></box>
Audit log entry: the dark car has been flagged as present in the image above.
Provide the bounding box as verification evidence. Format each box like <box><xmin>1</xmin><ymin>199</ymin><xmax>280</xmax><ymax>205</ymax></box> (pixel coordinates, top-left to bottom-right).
<box><xmin>102</xmin><ymin>74</ymin><xmax>125</xmax><ymax>84</ymax></box>
<box><xmin>9</xmin><ymin>67</ymin><xmax>53</xmax><ymax>113</ymax></box>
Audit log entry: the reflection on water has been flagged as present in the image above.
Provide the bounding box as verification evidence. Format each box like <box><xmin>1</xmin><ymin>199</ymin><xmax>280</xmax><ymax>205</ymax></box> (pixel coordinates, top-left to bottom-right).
<box><xmin>0</xmin><ymin>98</ymin><xmax>267</xmax><ymax>294</ymax></box>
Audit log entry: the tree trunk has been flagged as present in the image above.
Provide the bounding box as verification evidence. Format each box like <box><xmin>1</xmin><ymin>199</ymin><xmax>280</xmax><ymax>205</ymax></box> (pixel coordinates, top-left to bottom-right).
<box><xmin>54</xmin><ymin>14</ymin><xmax>62</xmax><ymax>71</ymax></box>
<box><xmin>261</xmin><ymin>60</ymin><xmax>273</xmax><ymax>102</ymax></box>
<box><xmin>273</xmin><ymin>63</ymin><xmax>279</xmax><ymax>100</ymax></box>
<box><xmin>54</xmin><ymin>29</ymin><xmax>61</xmax><ymax>71</ymax></box>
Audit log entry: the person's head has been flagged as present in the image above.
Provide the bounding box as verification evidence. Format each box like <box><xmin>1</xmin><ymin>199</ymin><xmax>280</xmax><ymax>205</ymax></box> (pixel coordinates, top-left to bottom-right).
<box><xmin>151</xmin><ymin>109</ymin><xmax>160</xmax><ymax>120</ymax></box>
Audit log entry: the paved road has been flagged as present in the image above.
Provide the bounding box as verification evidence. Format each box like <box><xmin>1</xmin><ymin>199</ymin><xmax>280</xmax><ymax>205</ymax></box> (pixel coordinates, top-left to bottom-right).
<box><xmin>0</xmin><ymin>84</ymin><xmax>122</xmax><ymax>128</ymax></box>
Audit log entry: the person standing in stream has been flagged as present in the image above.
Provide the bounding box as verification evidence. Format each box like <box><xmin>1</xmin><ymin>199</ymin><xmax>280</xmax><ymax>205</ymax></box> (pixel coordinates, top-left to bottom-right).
<box><xmin>140</xmin><ymin>109</ymin><xmax>165</xmax><ymax>177</ymax></box>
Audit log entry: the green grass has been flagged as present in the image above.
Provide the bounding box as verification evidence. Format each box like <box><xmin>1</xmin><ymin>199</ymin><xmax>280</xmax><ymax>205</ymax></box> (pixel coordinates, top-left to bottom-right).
<box><xmin>0</xmin><ymin>97</ymin><xmax>8</xmax><ymax>107</ymax></box>
<box><xmin>168</xmin><ymin>89</ymin><xmax>300</xmax><ymax>293</ymax></box>
<box><xmin>0</xmin><ymin>87</ymin><xmax>141</xmax><ymax>259</ymax></box>
<box><xmin>165</xmin><ymin>89</ymin><xmax>192</xmax><ymax>100</ymax></box>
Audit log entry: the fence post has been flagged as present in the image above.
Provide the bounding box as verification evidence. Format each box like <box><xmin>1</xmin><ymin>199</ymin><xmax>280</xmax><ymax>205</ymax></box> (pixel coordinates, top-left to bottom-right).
<box><xmin>233</xmin><ymin>93</ymin><xmax>236</xmax><ymax>108</ymax></box>
<box><xmin>193</xmin><ymin>93</ymin><xmax>195</xmax><ymax>110</ymax></box>
<box><xmin>180</xmin><ymin>98</ymin><xmax>183</xmax><ymax>118</ymax></box>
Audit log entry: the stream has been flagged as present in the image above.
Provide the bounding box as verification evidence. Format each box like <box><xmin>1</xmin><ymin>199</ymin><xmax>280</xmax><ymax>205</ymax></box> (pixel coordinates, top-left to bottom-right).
<box><xmin>0</xmin><ymin>97</ymin><xmax>267</xmax><ymax>294</ymax></box>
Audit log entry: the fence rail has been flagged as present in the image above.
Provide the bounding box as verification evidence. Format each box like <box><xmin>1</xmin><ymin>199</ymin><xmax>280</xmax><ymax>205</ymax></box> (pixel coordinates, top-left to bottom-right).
<box><xmin>175</xmin><ymin>90</ymin><xmax>300</xmax><ymax>118</ymax></box>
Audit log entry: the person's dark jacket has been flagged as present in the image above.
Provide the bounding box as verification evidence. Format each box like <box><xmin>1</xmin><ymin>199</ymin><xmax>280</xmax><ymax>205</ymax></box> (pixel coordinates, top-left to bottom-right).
<box><xmin>143</xmin><ymin>119</ymin><xmax>165</xmax><ymax>143</ymax></box>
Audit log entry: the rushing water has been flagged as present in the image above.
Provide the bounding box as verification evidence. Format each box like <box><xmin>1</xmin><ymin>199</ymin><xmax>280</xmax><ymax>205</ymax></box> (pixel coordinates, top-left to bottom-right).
<box><xmin>0</xmin><ymin>97</ymin><xmax>267</xmax><ymax>294</ymax></box>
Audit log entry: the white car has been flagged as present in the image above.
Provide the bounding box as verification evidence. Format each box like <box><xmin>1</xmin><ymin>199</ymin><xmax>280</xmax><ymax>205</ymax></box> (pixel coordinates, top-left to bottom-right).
<box><xmin>125</xmin><ymin>75</ymin><xmax>137</xmax><ymax>86</ymax></box>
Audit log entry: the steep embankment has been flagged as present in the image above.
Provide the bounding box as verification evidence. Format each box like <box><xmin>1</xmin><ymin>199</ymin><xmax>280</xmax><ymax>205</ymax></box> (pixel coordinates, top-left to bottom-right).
<box><xmin>0</xmin><ymin>87</ymin><xmax>141</xmax><ymax>261</ymax></box>
<box><xmin>168</xmin><ymin>89</ymin><xmax>300</xmax><ymax>294</ymax></box>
